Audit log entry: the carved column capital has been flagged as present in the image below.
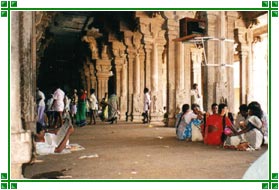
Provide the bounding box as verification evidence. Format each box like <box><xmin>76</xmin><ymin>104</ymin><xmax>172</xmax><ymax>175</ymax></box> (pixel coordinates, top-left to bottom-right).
<box><xmin>82</xmin><ymin>36</ymin><xmax>99</xmax><ymax>60</ymax></box>
<box><xmin>96</xmin><ymin>63</ymin><xmax>112</xmax><ymax>74</ymax></box>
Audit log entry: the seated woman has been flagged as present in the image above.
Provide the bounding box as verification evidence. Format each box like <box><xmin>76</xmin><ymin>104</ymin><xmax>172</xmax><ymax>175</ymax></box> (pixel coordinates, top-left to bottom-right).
<box><xmin>190</xmin><ymin>104</ymin><xmax>204</xmax><ymax>141</ymax></box>
<box><xmin>223</xmin><ymin>105</ymin><xmax>248</xmax><ymax>149</ymax></box>
<box><xmin>175</xmin><ymin>104</ymin><xmax>200</xmax><ymax>141</ymax></box>
<box><xmin>34</xmin><ymin>119</ymin><xmax>74</xmax><ymax>155</ymax></box>
<box><xmin>233</xmin><ymin>101</ymin><xmax>264</xmax><ymax>150</ymax></box>
<box><xmin>203</xmin><ymin>103</ymin><xmax>233</xmax><ymax>146</ymax></box>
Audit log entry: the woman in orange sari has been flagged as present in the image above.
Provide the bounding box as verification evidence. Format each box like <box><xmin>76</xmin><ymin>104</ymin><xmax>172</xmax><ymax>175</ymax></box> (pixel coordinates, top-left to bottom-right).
<box><xmin>204</xmin><ymin>103</ymin><xmax>233</xmax><ymax>145</ymax></box>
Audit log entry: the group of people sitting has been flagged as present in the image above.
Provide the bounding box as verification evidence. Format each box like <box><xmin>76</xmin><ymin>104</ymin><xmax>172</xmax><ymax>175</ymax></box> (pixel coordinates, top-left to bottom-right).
<box><xmin>175</xmin><ymin>101</ymin><xmax>268</xmax><ymax>151</ymax></box>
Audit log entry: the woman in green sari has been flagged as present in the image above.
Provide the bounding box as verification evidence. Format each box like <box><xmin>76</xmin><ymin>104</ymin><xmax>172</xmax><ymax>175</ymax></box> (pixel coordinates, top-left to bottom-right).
<box><xmin>75</xmin><ymin>89</ymin><xmax>87</xmax><ymax>127</ymax></box>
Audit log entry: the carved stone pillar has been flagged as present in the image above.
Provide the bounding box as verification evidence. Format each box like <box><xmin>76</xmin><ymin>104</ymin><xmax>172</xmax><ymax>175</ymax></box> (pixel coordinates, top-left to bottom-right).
<box><xmin>246</xmin><ymin>28</ymin><xmax>254</xmax><ymax>103</ymax></box>
<box><xmin>127</xmin><ymin>53</ymin><xmax>134</xmax><ymax>120</ymax></box>
<box><xmin>216</xmin><ymin>11</ymin><xmax>229</xmax><ymax>106</ymax></box>
<box><xmin>123</xmin><ymin>30</ymin><xmax>144</xmax><ymax>121</ymax></box>
<box><xmin>89</xmin><ymin>64</ymin><xmax>97</xmax><ymax>92</ymax></box>
<box><xmin>144</xmin><ymin>44</ymin><xmax>152</xmax><ymax>90</ymax></box>
<box><xmin>154</xmin><ymin>39</ymin><xmax>167</xmax><ymax>116</ymax></box>
<box><xmin>84</xmin><ymin>62</ymin><xmax>91</xmax><ymax>93</ymax></box>
<box><xmin>191</xmin><ymin>47</ymin><xmax>204</xmax><ymax>111</ymax></box>
<box><xmin>96</xmin><ymin>45</ymin><xmax>112</xmax><ymax>101</ymax></box>
<box><xmin>191</xmin><ymin>48</ymin><xmax>203</xmax><ymax>85</ymax></box>
<box><xmin>138</xmin><ymin>12</ymin><xmax>166</xmax><ymax>123</ymax></box>
<box><xmin>11</xmin><ymin>11</ymin><xmax>33</xmax><ymax>179</ymax></box>
<box><xmin>111</xmin><ymin>40</ymin><xmax>127</xmax><ymax>120</ymax></box>
<box><xmin>239</xmin><ymin>49</ymin><xmax>248</xmax><ymax>103</ymax></box>
<box><xmin>252</xmin><ymin>35</ymin><xmax>268</xmax><ymax>111</ymax></box>
<box><xmin>82</xmin><ymin>28</ymin><xmax>102</xmax><ymax>60</ymax></box>
<box><xmin>134</xmin><ymin>53</ymin><xmax>141</xmax><ymax>94</ymax></box>
<box><xmin>204</xmin><ymin>11</ymin><xmax>235</xmax><ymax>110</ymax></box>
<box><xmin>35</xmin><ymin>12</ymin><xmax>56</xmax><ymax>72</ymax></box>
<box><xmin>225</xmin><ymin>12</ymin><xmax>238</xmax><ymax>111</ymax></box>
<box><xmin>79</xmin><ymin>68</ymin><xmax>86</xmax><ymax>90</ymax></box>
<box><xmin>235</xmin><ymin>27</ymin><xmax>250</xmax><ymax>104</ymax></box>
<box><xmin>162</xmin><ymin>12</ymin><xmax>178</xmax><ymax>126</ymax></box>
<box><xmin>163</xmin><ymin>12</ymin><xmax>197</xmax><ymax>126</ymax></box>
<box><xmin>176</xmin><ymin>42</ymin><xmax>185</xmax><ymax>91</ymax></box>
<box><xmin>96</xmin><ymin>63</ymin><xmax>111</xmax><ymax>101</ymax></box>
<box><xmin>132</xmin><ymin>33</ymin><xmax>144</xmax><ymax>122</ymax></box>
<box><xmin>120</xmin><ymin>60</ymin><xmax>128</xmax><ymax>120</ymax></box>
<box><xmin>203</xmin><ymin>12</ymin><xmax>219</xmax><ymax>111</ymax></box>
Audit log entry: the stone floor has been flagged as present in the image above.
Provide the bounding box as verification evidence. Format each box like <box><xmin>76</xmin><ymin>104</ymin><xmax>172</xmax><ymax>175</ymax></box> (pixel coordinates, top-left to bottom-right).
<box><xmin>23</xmin><ymin>121</ymin><xmax>267</xmax><ymax>179</ymax></box>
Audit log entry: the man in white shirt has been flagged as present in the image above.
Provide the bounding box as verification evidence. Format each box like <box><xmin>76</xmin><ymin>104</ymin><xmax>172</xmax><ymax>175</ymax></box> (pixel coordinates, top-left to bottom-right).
<box><xmin>52</xmin><ymin>86</ymin><xmax>65</xmax><ymax>128</ymax></box>
<box><xmin>143</xmin><ymin>87</ymin><xmax>151</xmax><ymax>123</ymax></box>
<box><xmin>190</xmin><ymin>83</ymin><xmax>203</xmax><ymax>111</ymax></box>
<box><xmin>89</xmin><ymin>88</ymin><xmax>98</xmax><ymax>125</ymax></box>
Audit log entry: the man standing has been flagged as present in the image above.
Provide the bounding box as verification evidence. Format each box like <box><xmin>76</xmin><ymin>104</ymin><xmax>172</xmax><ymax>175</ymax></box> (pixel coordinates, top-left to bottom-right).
<box><xmin>52</xmin><ymin>86</ymin><xmax>65</xmax><ymax>128</ymax></box>
<box><xmin>143</xmin><ymin>87</ymin><xmax>151</xmax><ymax>123</ymax></box>
<box><xmin>190</xmin><ymin>83</ymin><xmax>203</xmax><ymax>111</ymax></box>
<box><xmin>89</xmin><ymin>88</ymin><xmax>98</xmax><ymax>125</ymax></box>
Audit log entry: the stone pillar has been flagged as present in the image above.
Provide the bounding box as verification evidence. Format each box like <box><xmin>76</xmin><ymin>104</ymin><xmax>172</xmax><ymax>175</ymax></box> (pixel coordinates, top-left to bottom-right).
<box><xmin>82</xmin><ymin>30</ymin><xmax>102</xmax><ymax>98</ymax></box>
<box><xmin>127</xmin><ymin>53</ymin><xmax>134</xmax><ymax>121</ymax></box>
<box><xmin>96</xmin><ymin>45</ymin><xmax>112</xmax><ymax>101</ymax></box>
<box><xmin>216</xmin><ymin>11</ymin><xmax>229</xmax><ymax>106</ymax></box>
<box><xmin>191</xmin><ymin>47</ymin><xmax>204</xmax><ymax>110</ymax></box>
<box><xmin>246</xmin><ymin>28</ymin><xmax>254</xmax><ymax>103</ymax></box>
<box><xmin>123</xmin><ymin>31</ymin><xmax>133</xmax><ymax>121</ymax></box>
<box><xmin>89</xmin><ymin>64</ymin><xmax>97</xmax><ymax>92</ymax></box>
<box><xmin>82</xmin><ymin>35</ymin><xmax>100</xmax><ymax>60</ymax></box>
<box><xmin>35</xmin><ymin>12</ymin><xmax>56</xmax><ymax>72</ymax></box>
<box><xmin>226</xmin><ymin>12</ymin><xmax>238</xmax><ymax>111</ymax></box>
<box><xmin>240</xmin><ymin>49</ymin><xmax>248</xmax><ymax>103</ymax></box>
<box><xmin>184</xmin><ymin>43</ymin><xmax>192</xmax><ymax>104</ymax></box>
<box><xmin>111</xmin><ymin>40</ymin><xmax>127</xmax><ymax>120</ymax></box>
<box><xmin>11</xmin><ymin>11</ymin><xmax>33</xmax><ymax>179</ymax></box>
<box><xmin>161</xmin><ymin>47</ymin><xmax>167</xmax><ymax>111</ymax></box>
<box><xmin>176</xmin><ymin>42</ymin><xmax>185</xmax><ymax>91</ymax></box>
<box><xmin>156</xmin><ymin>39</ymin><xmax>167</xmax><ymax>115</ymax></box>
<box><xmin>152</xmin><ymin>43</ymin><xmax>159</xmax><ymax>92</ymax></box>
<box><xmin>235</xmin><ymin>27</ymin><xmax>250</xmax><ymax>104</ymax></box>
<box><xmin>132</xmin><ymin>32</ymin><xmax>144</xmax><ymax>122</ymax></box>
<box><xmin>123</xmin><ymin>30</ymin><xmax>144</xmax><ymax>121</ymax></box>
<box><xmin>144</xmin><ymin>44</ymin><xmax>152</xmax><ymax>90</ymax></box>
<box><xmin>134</xmin><ymin>53</ymin><xmax>141</xmax><ymax>94</ymax></box>
<box><xmin>84</xmin><ymin>63</ymin><xmax>90</xmax><ymax>93</ymax></box>
<box><xmin>252</xmin><ymin>35</ymin><xmax>268</xmax><ymax>111</ymax></box>
<box><xmin>138</xmin><ymin>12</ymin><xmax>167</xmax><ymax>123</ymax></box>
<box><xmin>96</xmin><ymin>71</ymin><xmax>111</xmax><ymax>101</ymax></box>
<box><xmin>162</xmin><ymin>12</ymin><xmax>179</xmax><ymax>126</ymax></box>
<box><xmin>204</xmin><ymin>12</ymin><xmax>235</xmax><ymax>110</ymax></box>
<box><xmin>191</xmin><ymin>48</ymin><xmax>203</xmax><ymax>85</ymax></box>
<box><xmin>120</xmin><ymin>60</ymin><xmax>128</xmax><ymax>120</ymax></box>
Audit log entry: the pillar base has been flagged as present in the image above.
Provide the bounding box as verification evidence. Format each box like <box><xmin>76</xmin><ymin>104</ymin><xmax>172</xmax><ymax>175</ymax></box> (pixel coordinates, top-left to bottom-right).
<box><xmin>11</xmin><ymin>130</ymin><xmax>32</xmax><ymax>179</ymax></box>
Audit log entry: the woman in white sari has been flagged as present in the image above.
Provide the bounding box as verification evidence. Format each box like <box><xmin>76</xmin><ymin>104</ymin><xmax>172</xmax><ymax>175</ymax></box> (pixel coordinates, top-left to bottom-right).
<box><xmin>235</xmin><ymin>102</ymin><xmax>264</xmax><ymax>150</ymax></box>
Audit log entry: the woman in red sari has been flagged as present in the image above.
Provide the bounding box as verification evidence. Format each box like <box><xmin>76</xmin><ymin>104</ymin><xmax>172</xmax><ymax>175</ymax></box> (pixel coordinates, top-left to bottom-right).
<box><xmin>204</xmin><ymin>103</ymin><xmax>233</xmax><ymax>145</ymax></box>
